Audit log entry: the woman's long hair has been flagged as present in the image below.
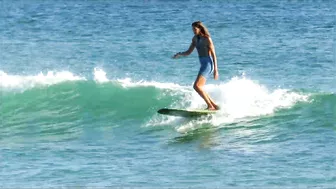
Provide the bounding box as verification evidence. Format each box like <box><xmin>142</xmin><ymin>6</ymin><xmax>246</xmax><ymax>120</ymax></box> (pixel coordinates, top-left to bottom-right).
<box><xmin>192</xmin><ymin>21</ymin><xmax>211</xmax><ymax>37</ymax></box>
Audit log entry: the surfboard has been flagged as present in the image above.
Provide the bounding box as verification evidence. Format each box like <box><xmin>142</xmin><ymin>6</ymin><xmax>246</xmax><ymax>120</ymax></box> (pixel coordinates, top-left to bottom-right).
<box><xmin>157</xmin><ymin>108</ymin><xmax>217</xmax><ymax>117</ymax></box>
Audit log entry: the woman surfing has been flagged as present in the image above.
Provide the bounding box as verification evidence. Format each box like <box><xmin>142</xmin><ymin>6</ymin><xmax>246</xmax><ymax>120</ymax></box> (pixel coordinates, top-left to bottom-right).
<box><xmin>173</xmin><ymin>21</ymin><xmax>220</xmax><ymax>110</ymax></box>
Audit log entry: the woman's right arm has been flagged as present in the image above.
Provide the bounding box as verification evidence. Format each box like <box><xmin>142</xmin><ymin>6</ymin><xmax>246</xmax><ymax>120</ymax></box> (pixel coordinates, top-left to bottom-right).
<box><xmin>173</xmin><ymin>36</ymin><xmax>196</xmax><ymax>58</ymax></box>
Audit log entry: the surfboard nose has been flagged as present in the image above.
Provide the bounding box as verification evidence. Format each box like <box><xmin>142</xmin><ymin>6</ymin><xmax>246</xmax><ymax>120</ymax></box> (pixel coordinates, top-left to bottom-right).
<box><xmin>157</xmin><ymin>108</ymin><xmax>169</xmax><ymax>114</ymax></box>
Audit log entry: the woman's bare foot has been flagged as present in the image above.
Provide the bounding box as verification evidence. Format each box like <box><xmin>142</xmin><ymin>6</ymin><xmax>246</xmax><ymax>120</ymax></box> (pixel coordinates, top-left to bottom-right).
<box><xmin>206</xmin><ymin>106</ymin><xmax>217</xmax><ymax>111</ymax></box>
<box><xmin>206</xmin><ymin>104</ymin><xmax>220</xmax><ymax>111</ymax></box>
<box><xmin>213</xmin><ymin>104</ymin><xmax>220</xmax><ymax>110</ymax></box>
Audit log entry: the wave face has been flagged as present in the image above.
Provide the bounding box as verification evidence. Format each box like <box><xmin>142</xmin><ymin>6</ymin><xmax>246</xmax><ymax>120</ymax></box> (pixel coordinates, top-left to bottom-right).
<box><xmin>1</xmin><ymin>69</ymin><xmax>317</xmax><ymax>134</ymax></box>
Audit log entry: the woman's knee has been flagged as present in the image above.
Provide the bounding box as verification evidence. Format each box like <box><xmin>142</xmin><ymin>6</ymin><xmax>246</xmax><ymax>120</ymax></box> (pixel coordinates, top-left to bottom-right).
<box><xmin>193</xmin><ymin>83</ymin><xmax>202</xmax><ymax>91</ymax></box>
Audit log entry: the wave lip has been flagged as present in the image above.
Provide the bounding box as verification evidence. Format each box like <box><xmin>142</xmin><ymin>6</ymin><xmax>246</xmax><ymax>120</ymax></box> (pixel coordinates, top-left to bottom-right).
<box><xmin>0</xmin><ymin>70</ymin><xmax>86</xmax><ymax>92</ymax></box>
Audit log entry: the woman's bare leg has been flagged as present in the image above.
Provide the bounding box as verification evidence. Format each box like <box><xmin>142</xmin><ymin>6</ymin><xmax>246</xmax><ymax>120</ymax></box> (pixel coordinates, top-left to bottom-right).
<box><xmin>205</xmin><ymin>93</ymin><xmax>220</xmax><ymax>110</ymax></box>
<box><xmin>193</xmin><ymin>75</ymin><xmax>218</xmax><ymax>110</ymax></box>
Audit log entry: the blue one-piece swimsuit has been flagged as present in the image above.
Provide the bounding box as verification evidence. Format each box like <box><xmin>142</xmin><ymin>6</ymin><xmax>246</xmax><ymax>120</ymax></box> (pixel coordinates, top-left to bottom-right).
<box><xmin>196</xmin><ymin>36</ymin><xmax>214</xmax><ymax>78</ymax></box>
<box><xmin>198</xmin><ymin>56</ymin><xmax>214</xmax><ymax>78</ymax></box>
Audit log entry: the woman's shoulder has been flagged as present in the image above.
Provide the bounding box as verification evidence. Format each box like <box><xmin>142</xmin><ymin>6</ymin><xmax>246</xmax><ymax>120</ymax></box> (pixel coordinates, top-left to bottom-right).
<box><xmin>192</xmin><ymin>35</ymin><xmax>198</xmax><ymax>40</ymax></box>
<box><xmin>203</xmin><ymin>35</ymin><xmax>212</xmax><ymax>40</ymax></box>
<box><xmin>192</xmin><ymin>35</ymin><xmax>198</xmax><ymax>44</ymax></box>
<box><xmin>204</xmin><ymin>36</ymin><xmax>213</xmax><ymax>44</ymax></box>
<box><xmin>198</xmin><ymin>35</ymin><xmax>211</xmax><ymax>41</ymax></box>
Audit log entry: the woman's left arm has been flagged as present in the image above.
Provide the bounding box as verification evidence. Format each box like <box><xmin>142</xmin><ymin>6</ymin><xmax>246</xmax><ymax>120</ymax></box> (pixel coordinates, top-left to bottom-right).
<box><xmin>208</xmin><ymin>37</ymin><xmax>218</xmax><ymax>80</ymax></box>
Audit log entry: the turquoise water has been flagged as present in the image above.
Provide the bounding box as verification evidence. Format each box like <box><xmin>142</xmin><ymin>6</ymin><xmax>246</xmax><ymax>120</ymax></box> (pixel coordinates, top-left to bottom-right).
<box><xmin>1</xmin><ymin>0</ymin><xmax>335</xmax><ymax>188</ymax></box>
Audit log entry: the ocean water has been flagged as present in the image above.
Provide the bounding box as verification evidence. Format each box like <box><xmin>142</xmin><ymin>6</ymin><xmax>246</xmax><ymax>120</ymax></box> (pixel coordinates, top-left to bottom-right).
<box><xmin>1</xmin><ymin>0</ymin><xmax>335</xmax><ymax>188</ymax></box>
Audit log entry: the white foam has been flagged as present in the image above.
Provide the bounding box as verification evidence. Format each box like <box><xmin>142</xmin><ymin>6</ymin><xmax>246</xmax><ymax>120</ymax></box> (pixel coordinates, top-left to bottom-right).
<box><xmin>212</xmin><ymin>77</ymin><xmax>309</xmax><ymax>119</ymax></box>
<box><xmin>116</xmin><ymin>77</ymin><xmax>189</xmax><ymax>92</ymax></box>
<box><xmin>93</xmin><ymin>67</ymin><xmax>109</xmax><ymax>83</ymax></box>
<box><xmin>90</xmin><ymin>67</ymin><xmax>187</xmax><ymax>91</ymax></box>
<box><xmin>0</xmin><ymin>70</ymin><xmax>85</xmax><ymax>92</ymax></box>
<box><xmin>151</xmin><ymin>76</ymin><xmax>310</xmax><ymax>133</ymax></box>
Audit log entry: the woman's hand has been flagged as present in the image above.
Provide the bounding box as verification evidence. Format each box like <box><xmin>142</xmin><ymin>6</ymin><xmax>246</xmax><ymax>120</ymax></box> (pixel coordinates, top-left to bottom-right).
<box><xmin>214</xmin><ymin>69</ymin><xmax>219</xmax><ymax>80</ymax></box>
<box><xmin>172</xmin><ymin>52</ymin><xmax>181</xmax><ymax>59</ymax></box>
